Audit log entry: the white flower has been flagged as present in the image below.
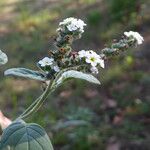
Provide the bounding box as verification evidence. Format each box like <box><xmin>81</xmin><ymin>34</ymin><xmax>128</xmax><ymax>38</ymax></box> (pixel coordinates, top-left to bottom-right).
<box><xmin>124</xmin><ymin>31</ymin><xmax>144</xmax><ymax>45</ymax></box>
<box><xmin>76</xmin><ymin>19</ymin><xmax>86</xmax><ymax>28</ymax></box>
<box><xmin>53</xmin><ymin>65</ymin><xmax>60</xmax><ymax>72</ymax></box>
<box><xmin>78</xmin><ymin>50</ymin><xmax>105</xmax><ymax>68</ymax></box>
<box><xmin>85</xmin><ymin>54</ymin><xmax>99</xmax><ymax>67</ymax></box>
<box><xmin>90</xmin><ymin>66</ymin><xmax>99</xmax><ymax>74</ymax></box>
<box><xmin>78</xmin><ymin>50</ymin><xmax>88</xmax><ymax>58</ymax></box>
<box><xmin>85</xmin><ymin>50</ymin><xmax>105</xmax><ymax>68</ymax></box>
<box><xmin>38</xmin><ymin>57</ymin><xmax>54</xmax><ymax>67</ymax></box>
<box><xmin>76</xmin><ymin>19</ymin><xmax>86</xmax><ymax>32</ymax></box>
<box><xmin>59</xmin><ymin>17</ymin><xmax>86</xmax><ymax>33</ymax></box>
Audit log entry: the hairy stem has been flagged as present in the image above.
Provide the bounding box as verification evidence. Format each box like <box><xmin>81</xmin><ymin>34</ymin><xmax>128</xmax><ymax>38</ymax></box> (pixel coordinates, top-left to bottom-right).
<box><xmin>17</xmin><ymin>79</ymin><xmax>55</xmax><ymax>120</ymax></box>
<box><xmin>16</xmin><ymin>65</ymin><xmax>84</xmax><ymax>120</ymax></box>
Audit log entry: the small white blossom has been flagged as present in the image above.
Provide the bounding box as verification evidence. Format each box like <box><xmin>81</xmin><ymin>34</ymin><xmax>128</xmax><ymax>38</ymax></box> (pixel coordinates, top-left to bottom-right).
<box><xmin>78</xmin><ymin>50</ymin><xmax>104</xmax><ymax>68</ymax></box>
<box><xmin>86</xmin><ymin>55</ymin><xmax>98</xmax><ymax>67</ymax></box>
<box><xmin>78</xmin><ymin>50</ymin><xmax>88</xmax><ymax>58</ymax></box>
<box><xmin>124</xmin><ymin>31</ymin><xmax>144</xmax><ymax>45</ymax></box>
<box><xmin>38</xmin><ymin>57</ymin><xmax>54</xmax><ymax>67</ymax></box>
<box><xmin>53</xmin><ymin>65</ymin><xmax>60</xmax><ymax>72</ymax></box>
<box><xmin>86</xmin><ymin>50</ymin><xmax>104</xmax><ymax>68</ymax></box>
<box><xmin>76</xmin><ymin>19</ymin><xmax>86</xmax><ymax>32</ymax></box>
<box><xmin>90</xmin><ymin>66</ymin><xmax>99</xmax><ymax>74</ymax></box>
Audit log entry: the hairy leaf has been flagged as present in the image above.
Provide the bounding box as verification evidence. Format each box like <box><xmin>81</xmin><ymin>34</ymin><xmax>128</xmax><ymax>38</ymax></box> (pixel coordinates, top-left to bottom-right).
<box><xmin>0</xmin><ymin>120</ymin><xmax>54</xmax><ymax>150</ymax></box>
<box><xmin>0</xmin><ymin>50</ymin><xmax>8</xmax><ymax>65</ymax></box>
<box><xmin>4</xmin><ymin>68</ymin><xmax>47</xmax><ymax>81</ymax></box>
<box><xmin>56</xmin><ymin>70</ymin><xmax>100</xmax><ymax>86</ymax></box>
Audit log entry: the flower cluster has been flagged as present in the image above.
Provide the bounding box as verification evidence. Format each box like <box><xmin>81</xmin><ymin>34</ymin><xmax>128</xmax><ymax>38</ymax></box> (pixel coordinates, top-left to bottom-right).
<box><xmin>78</xmin><ymin>50</ymin><xmax>104</xmax><ymax>74</ymax></box>
<box><xmin>124</xmin><ymin>31</ymin><xmax>144</xmax><ymax>45</ymax></box>
<box><xmin>101</xmin><ymin>31</ymin><xmax>144</xmax><ymax>58</ymax></box>
<box><xmin>55</xmin><ymin>18</ymin><xmax>86</xmax><ymax>49</ymax></box>
<box><xmin>58</xmin><ymin>17</ymin><xmax>86</xmax><ymax>33</ymax></box>
<box><xmin>37</xmin><ymin>18</ymin><xmax>144</xmax><ymax>79</ymax></box>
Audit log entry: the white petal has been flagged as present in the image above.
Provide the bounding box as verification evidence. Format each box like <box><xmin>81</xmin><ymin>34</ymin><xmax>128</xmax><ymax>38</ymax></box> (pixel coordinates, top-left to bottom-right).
<box><xmin>91</xmin><ymin>61</ymin><xmax>97</xmax><ymax>67</ymax></box>
<box><xmin>99</xmin><ymin>59</ymin><xmax>105</xmax><ymax>68</ymax></box>
<box><xmin>53</xmin><ymin>65</ymin><xmax>60</xmax><ymax>72</ymax></box>
<box><xmin>85</xmin><ymin>58</ymin><xmax>91</xmax><ymax>63</ymax></box>
<box><xmin>78</xmin><ymin>50</ymin><xmax>87</xmax><ymax>58</ymax></box>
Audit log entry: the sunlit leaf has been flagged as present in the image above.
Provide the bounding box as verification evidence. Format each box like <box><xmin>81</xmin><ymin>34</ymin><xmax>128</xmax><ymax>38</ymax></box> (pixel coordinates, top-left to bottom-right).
<box><xmin>56</xmin><ymin>70</ymin><xmax>100</xmax><ymax>86</ymax></box>
<box><xmin>0</xmin><ymin>50</ymin><xmax>8</xmax><ymax>65</ymax></box>
<box><xmin>0</xmin><ymin>120</ymin><xmax>54</xmax><ymax>150</ymax></box>
<box><xmin>4</xmin><ymin>68</ymin><xmax>47</xmax><ymax>81</ymax></box>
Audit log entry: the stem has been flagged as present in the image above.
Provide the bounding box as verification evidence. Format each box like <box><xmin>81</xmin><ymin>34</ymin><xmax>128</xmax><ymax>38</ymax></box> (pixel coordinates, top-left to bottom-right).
<box><xmin>17</xmin><ymin>79</ymin><xmax>55</xmax><ymax>120</ymax></box>
<box><xmin>18</xmin><ymin>95</ymin><xmax>42</xmax><ymax>118</ymax></box>
<box><xmin>16</xmin><ymin>65</ymin><xmax>83</xmax><ymax>120</ymax></box>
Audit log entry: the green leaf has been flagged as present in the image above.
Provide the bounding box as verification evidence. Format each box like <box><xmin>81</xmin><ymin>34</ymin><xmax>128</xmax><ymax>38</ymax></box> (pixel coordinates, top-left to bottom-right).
<box><xmin>0</xmin><ymin>50</ymin><xmax>8</xmax><ymax>65</ymax></box>
<box><xmin>4</xmin><ymin>68</ymin><xmax>47</xmax><ymax>81</ymax></box>
<box><xmin>0</xmin><ymin>120</ymin><xmax>54</xmax><ymax>150</ymax></box>
<box><xmin>56</xmin><ymin>70</ymin><xmax>100</xmax><ymax>86</ymax></box>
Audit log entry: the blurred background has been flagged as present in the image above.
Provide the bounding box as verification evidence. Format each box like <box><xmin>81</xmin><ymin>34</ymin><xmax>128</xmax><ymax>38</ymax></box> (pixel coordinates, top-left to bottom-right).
<box><xmin>0</xmin><ymin>0</ymin><xmax>150</xmax><ymax>149</ymax></box>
